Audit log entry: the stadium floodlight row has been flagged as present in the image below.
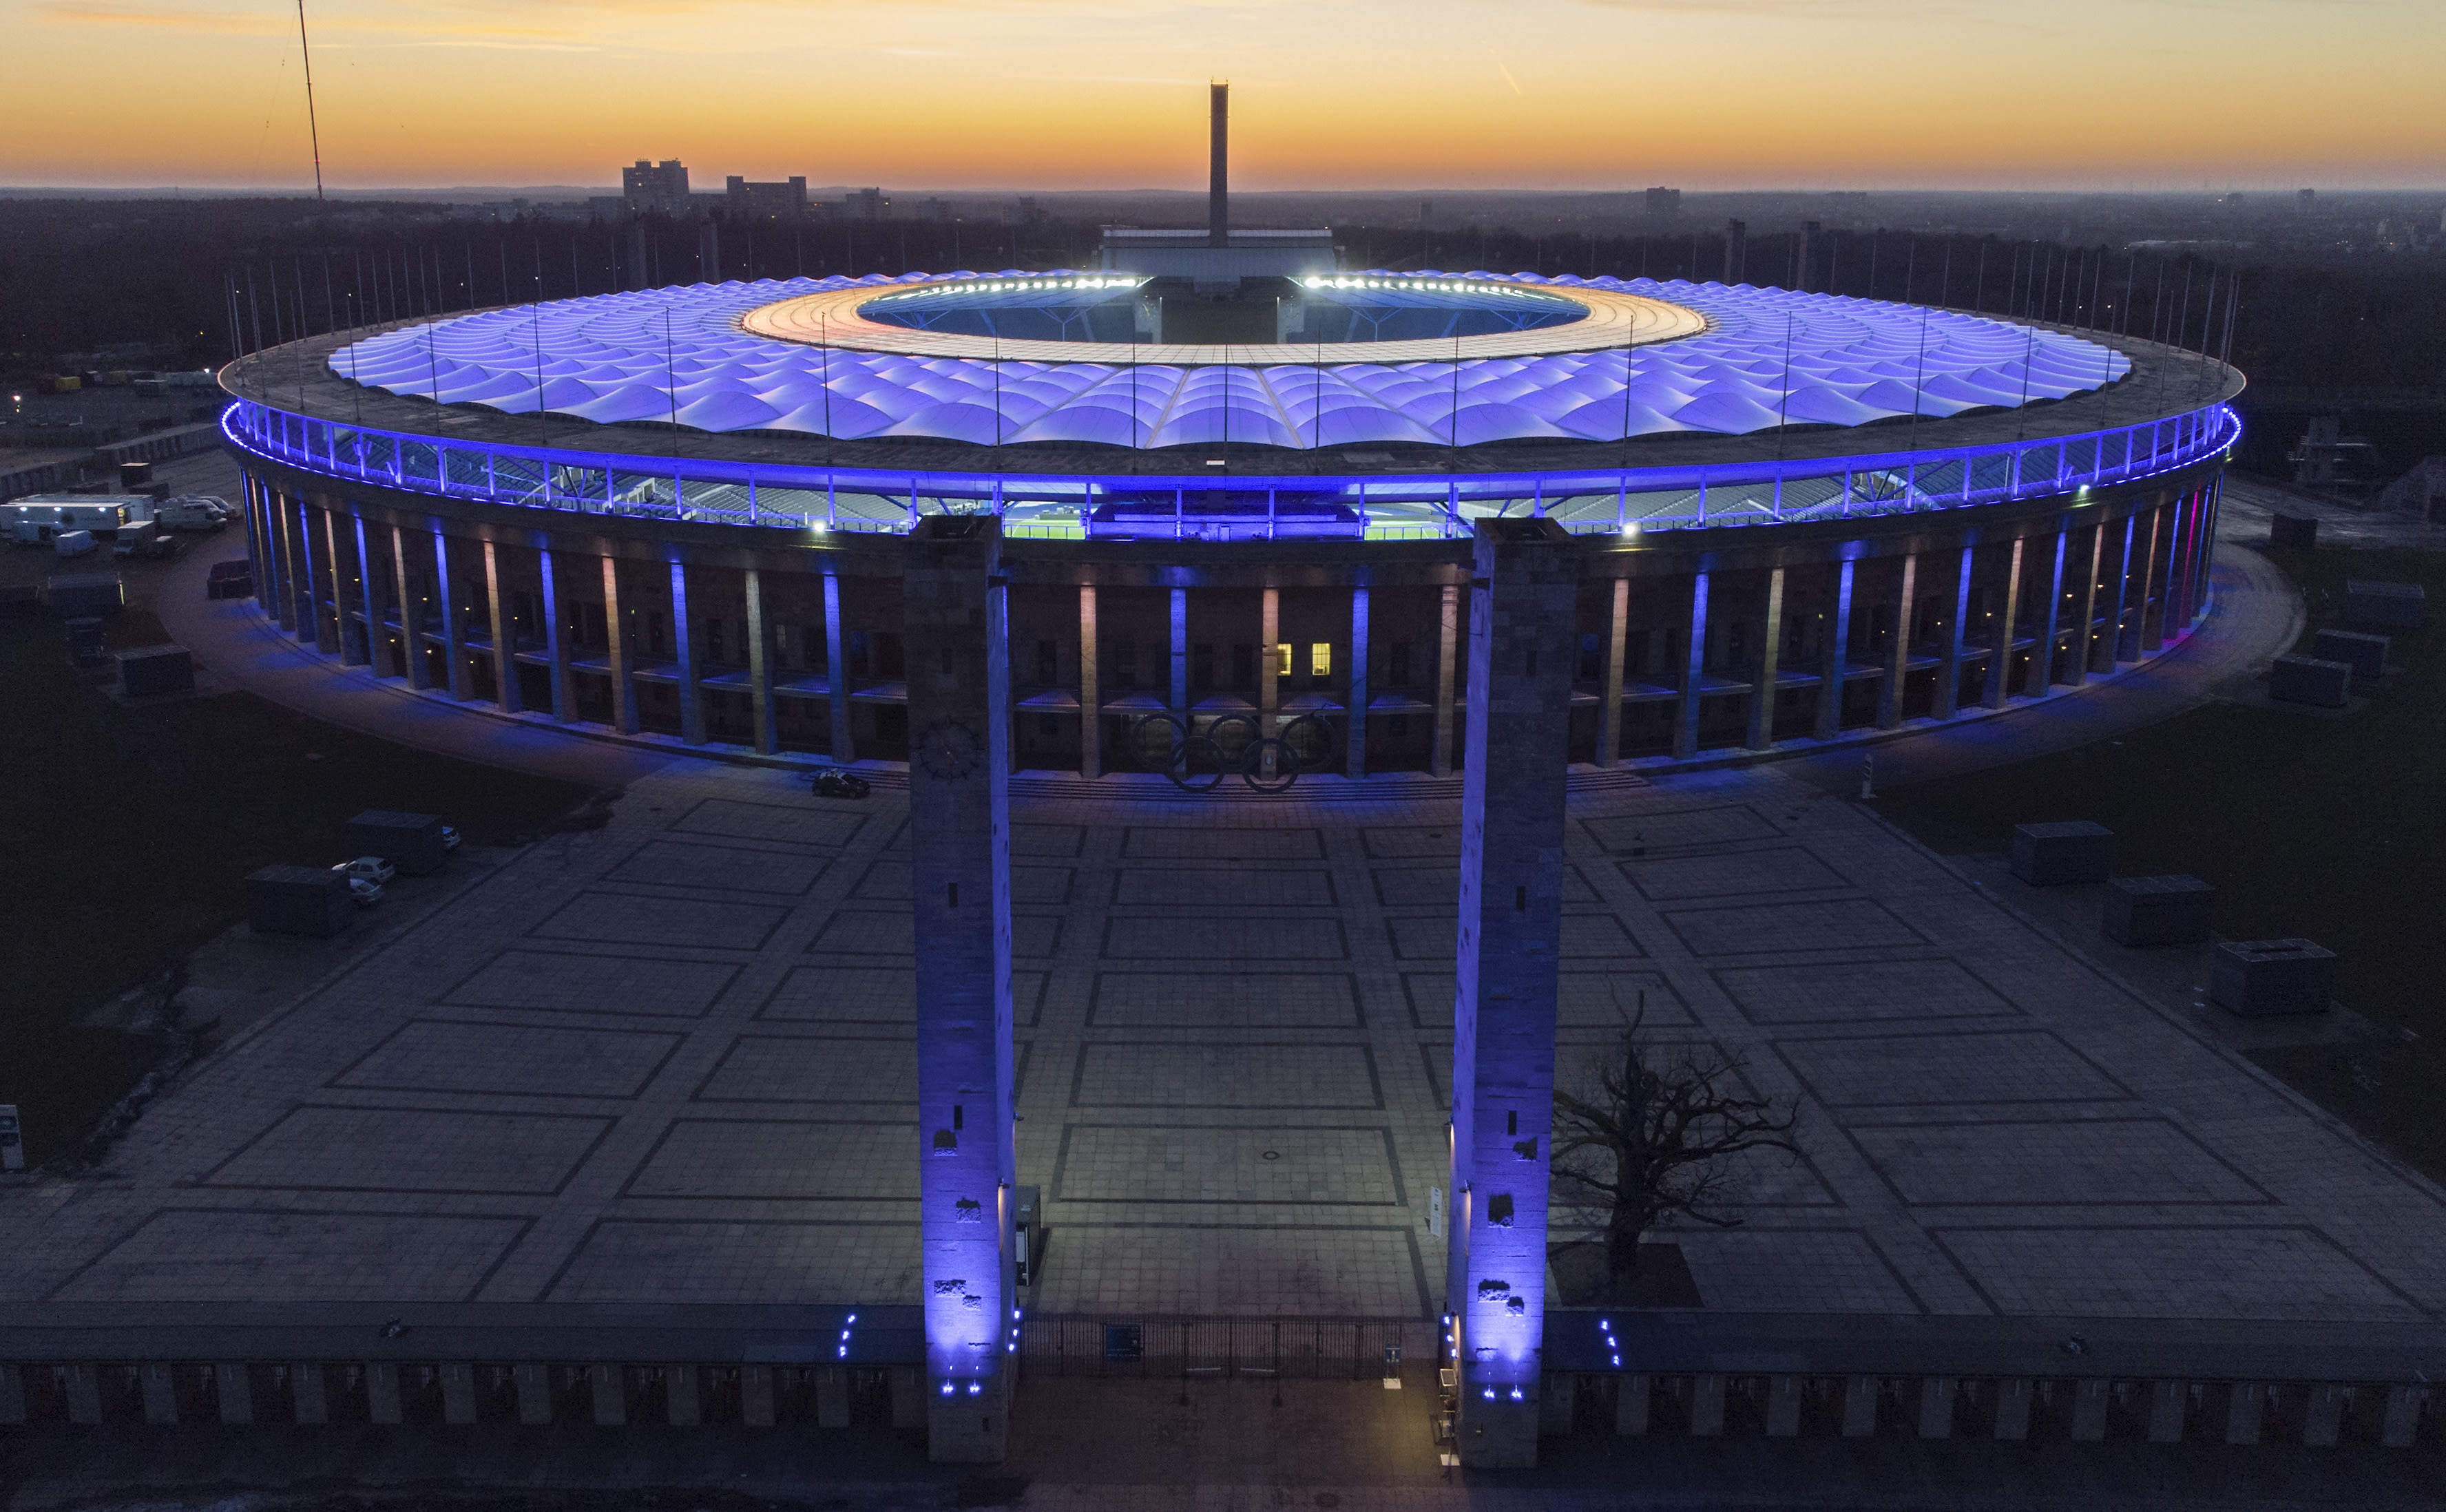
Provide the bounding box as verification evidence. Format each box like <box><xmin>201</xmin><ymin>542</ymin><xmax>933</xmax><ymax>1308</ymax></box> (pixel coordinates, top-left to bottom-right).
<box><xmin>218</xmin><ymin>269</ymin><xmax>2239</xmax><ymax>781</ymax></box>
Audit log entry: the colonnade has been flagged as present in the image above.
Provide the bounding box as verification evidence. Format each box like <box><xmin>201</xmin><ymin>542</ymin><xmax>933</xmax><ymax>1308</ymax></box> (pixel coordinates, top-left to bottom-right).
<box><xmin>230</xmin><ymin>463</ymin><xmax>2224</xmax><ymax>777</ymax></box>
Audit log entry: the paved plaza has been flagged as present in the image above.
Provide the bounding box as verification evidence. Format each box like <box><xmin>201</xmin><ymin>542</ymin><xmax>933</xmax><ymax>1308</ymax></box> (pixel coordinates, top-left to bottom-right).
<box><xmin>8</xmin><ymin>758</ymin><xmax>2444</xmax><ymax>1328</ymax></box>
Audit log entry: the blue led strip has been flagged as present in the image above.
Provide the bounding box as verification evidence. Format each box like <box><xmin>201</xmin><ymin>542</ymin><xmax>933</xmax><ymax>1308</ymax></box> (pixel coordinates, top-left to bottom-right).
<box><xmin>224</xmin><ymin>399</ymin><xmax>2241</xmax><ymax>540</ymax></box>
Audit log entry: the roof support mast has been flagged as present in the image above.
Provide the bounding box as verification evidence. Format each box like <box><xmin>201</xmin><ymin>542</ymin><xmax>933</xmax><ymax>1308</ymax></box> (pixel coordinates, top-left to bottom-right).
<box><xmin>297</xmin><ymin>0</ymin><xmax>325</xmax><ymax>202</ymax></box>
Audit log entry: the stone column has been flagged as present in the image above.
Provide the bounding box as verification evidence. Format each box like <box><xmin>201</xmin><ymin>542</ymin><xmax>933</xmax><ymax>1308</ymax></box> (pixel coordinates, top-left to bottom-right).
<box><xmin>324</xmin><ymin>510</ymin><xmax>360</xmax><ymax>663</ymax></box>
<box><xmin>352</xmin><ymin>516</ymin><xmax>382</xmax><ymax>673</ymax></box>
<box><xmin>1169</xmin><ymin>586</ymin><xmax>1189</xmax><ymax>714</ymax></box>
<box><xmin>1430</xmin><ymin>583</ymin><xmax>1460</xmax><ymax>778</ymax></box>
<box><xmin>240</xmin><ymin>475</ymin><xmax>269</xmax><ymax>615</ymax></box>
<box><xmin>671</xmin><ymin>560</ymin><xmax>706</xmax><ymax>744</ymax></box>
<box><xmin>1744</xmin><ymin>567</ymin><xmax>1785</xmax><ymax>751</ymax></box>
<box><xmin>2029</xmin><ymin>530</ymin><xmax>2068</xmax><ymax>698</ymax></box>
<box><xmin>746</xmin><ymin>567</ymin><xmax>777</xmax><ymax>755</ymax></box>
<box><xmin>1876</xmin><ymin>553</ymin><xmax>1918</xmax><ymax>729</ymax></box>
<box><xmin>824</xmin><ymin>564</ymin><xmax>855</xmax><ymax>762</ymax></box>
<box><xmin>539</xmin><ymin>545</ymin><xmax>576</xmax><ymax>720</ymax></box>
<box><xmin>1934</xmin><ymin>541</ymin><xmax>1974</xmax><ymax>720</ymax></box>
<box><xmin>1346</xmin><ymin>585</ymin><xmax>1370</xmax><ymax>779</ymax></box>
<box><xmin>1815</xmin><ymin>558</ymin><xmax>1855</xmax><ymax>740</ymax></box>
<box><xmin>2166</xmin><ymin>491</ymin><xmax>2197</xmax><ymax>636</ymax></box>
<box><xmin>2104</xmin><ymin>512</ymin><xmax>2138</xmax><ymax>666</ymax></box>
<box><xmin>903</xmin><ymin>516</ymin><xmax>1015</xmax><ymax>1464</ymax></box>
<box><xmin>292</xmin><ymin>498</ymin><xmax>321</xmax><ymax>645</ymax></box>
<box><xmin>2137</xmin><ymin>503</ymin><xmax>2169</xmax><ymax>652</ymax></box>
<box><xmin>2069</xmin><ymin>522</ymin><xmax>2105</xmax><ymax>686</ymax></box>
<box><xmin>601</xmin><ymin>554</ymin><xmax>639</xmax><ymax>734</ymax></box>
<box><xmin>483</xmin><ymin>539</ymin><xmax>522</xmax><ymax>712</ymax></box>
<box><xmin>1259</xmin><ymin>585</ymin><xmax>1281</xmax><ymax>777</ymax></box>
<box><xmin>1446</xmin><ymin>518</ymin><xmax>1580</xmax><ymax>1470</ymax></box>
<box><xmin>1983</xmin><ymin>537</ymin><xmax>2026</xmax><ymax>708</ymax></box>
<box><xmin>389</xmin><ymin>525</ymin><xmax>426</xmax><ymax>689</ymax></box>
<box><xmin>271</xmin><ymin>487</ymin><xmax>301</xmax><ymax>632</ymax></box>
<box><xmin>1671</xmin><ymin>571</ymin><xmax>1710</xmax><ymax>760</ymax></box>
<box><xmin>1598</xmin><ymin>576</ymin><xmax>1629</xmax><ymax>768</ymax></box>
<box><xmin>436</xmin><ymin>529</ymin><xmax>472</xmax><ymax>700</ymax></box>
<box><xmin>1076</xmin><ymin>584</ymin><xmax>1100</xmax><ymax>779</ymax></box>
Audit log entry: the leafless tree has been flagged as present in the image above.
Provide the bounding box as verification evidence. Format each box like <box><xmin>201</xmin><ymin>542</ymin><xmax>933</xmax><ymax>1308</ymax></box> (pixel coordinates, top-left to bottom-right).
<box><xmin>1552</xmin><ymin>998</ymin><xmax>1801</xmax><ymax>1294</ymax></box>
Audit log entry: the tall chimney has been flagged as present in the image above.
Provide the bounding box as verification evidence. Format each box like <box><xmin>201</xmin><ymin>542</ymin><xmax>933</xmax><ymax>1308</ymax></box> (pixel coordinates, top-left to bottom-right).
<box><xmin>1209</xmin><ymin>82</ymin><xmax>1229</xmax><ymax>249</ymax></box>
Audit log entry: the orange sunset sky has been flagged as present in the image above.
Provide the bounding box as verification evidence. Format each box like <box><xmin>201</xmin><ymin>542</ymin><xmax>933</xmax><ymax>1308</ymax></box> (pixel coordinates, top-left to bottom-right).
<box><xmin>7</xmin><ymin>0</ymin><xmax>2443</xmax><ymax>191</ymax></box>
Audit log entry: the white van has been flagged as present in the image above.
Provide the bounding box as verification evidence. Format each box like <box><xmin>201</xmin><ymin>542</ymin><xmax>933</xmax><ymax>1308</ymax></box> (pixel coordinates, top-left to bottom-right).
<box><xmin>155</xmin><ymin>500</ymin><xmax>227</xmax><ymax>533</ymax></box>
<box><xmin>54</xmin><ymin>529</ymin><xmax>95</xmax><ymax>557</ymax></box>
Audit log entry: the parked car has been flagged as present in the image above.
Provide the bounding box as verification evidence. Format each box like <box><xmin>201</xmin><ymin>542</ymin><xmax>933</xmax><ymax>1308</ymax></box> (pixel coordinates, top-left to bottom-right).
<box><xmin>808</xmin><ymin>766</ymin><xmax>871</xmax><ymax>800</ymax></box>
<box><xmin>332</xmin><ymin>856</ymin><xmax>397</xmax><ymax>885</ymax></box>
<box><xmin>344</xmin><ymin>876</ymin><xmax>384</xmax><ymax>907</ymax></box>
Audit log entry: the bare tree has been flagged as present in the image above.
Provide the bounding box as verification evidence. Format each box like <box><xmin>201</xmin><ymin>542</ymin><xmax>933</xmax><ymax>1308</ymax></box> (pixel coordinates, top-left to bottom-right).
<box><xmin>1552</xmin><ymin>999</ymin><xmax>1801</xmax><ymax>1296</ymax></box>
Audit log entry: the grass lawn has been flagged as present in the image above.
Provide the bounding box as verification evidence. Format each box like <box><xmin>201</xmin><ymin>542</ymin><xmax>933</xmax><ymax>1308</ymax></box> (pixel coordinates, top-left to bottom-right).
<box><xmin>1874</xmin><ymin>540</ymin><xmax>2446</xmax><ymax>1181</ymax></box>
<box><xmin>0</xmin><ymin>607</ymin><xmax>589</xmax><ymax>1166</ymax></box>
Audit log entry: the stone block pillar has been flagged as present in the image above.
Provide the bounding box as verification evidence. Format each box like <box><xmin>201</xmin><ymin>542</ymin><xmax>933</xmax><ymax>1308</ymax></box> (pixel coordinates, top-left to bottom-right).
<box><xmin>1815</xmin><ymin>557</ymin><xmax>1855</xmax><ymax>740</ymax></box>
<box><xmin>483</xmin><ymin>539</ymin><xmax>522</xmax><ymax>712</ymax></box>
<box><xmin>601</xmin><ymin>555</ymin><xmax>639</xmax><ymax>734</ymax></box>
<box><xmin>2070</xmin><ymin>523</ymin><xmax>2105</xmax><ymax>686</ymax></box>
<box><xmin>746</xmin><ymin>567</ymin><xmax>776</xmax><ymax>755</ymax></box>
<box><xmin>671</xmin><ymin>561</ymin><xmax>704</xmax><ymax>744</ymax></box>
<box><xmin>2029</xmin><ymin>529</ymin><xmax>2067</xmax><ymax>697</ymax></box>
<box><xmin>905</xmin><ymin>516</ymin><xmax>1016</xmax><ymax>1464</ymax></box>
<box><xmin>824</xmin><ymin>564</ymin><xmax>855</xmax><ymax>762</ymax></box>
<box><xmin>1346</xmin><ymin>585</ymin><xmax>1370</xmax><ymax>779</ymax></box>
<box><xmin>1170</xmin><ymin>587</ymin><xmax>1189</xmax><ymax>715</ymax></box>
<box><xmin>1671</xmin><ymin>570</ymin><xmax>1709</xmax><ymax>759</ymax></box>
<box><xmin>1259</xmin><ymin>586</ymin><xmax>1280</xmax><ymax>777</ymax></box>
<box><xmin>1983</xmin><ymin>536</ymin><xmax>2027</xmax><ymax>708</ymax></box>
<box><xmin>324</xmin><ymin>511</ymin><xmax>358</xmax><ymax>663</ymax></box>
<box><xmin>539</xmin><ymin>546</ymin><xmax>576</xmax><ymax>720</ymax></box>
<box><xmin>1077</xmin><ymin>585</ymin><xmax>1100</xmax><ymax>779</ymax></box>
<box><xmin>293</xmin><ymin>499</ymin><xmax>322</xmax><ymax>645</ymax></box>
<box><xmin>2104</xmin><ymin>513</ymin><xmax>2137</xmax><ymax>666</ymax></box>
<box><xmin>1934</xmin><ymin>541</ymin><xmax>1973</xmax><ymax>720</ymax></box>
<box><xmin>1431</xmin><ymin>582</ymin><xmax>1460</xmax><ymax>778</ymax></box>
<box><xmin>1744</xmin><ymin>567</ymin><xmax>1784</xmax><ymax>750</ymax></box>
<box><xmin>390</xmin><ymin>525</ymin><xmax>426</xmax><ymax>689</ymax></box>
<box><xmin>352</xmin><ymin>516</ymin><xmax>381</xmax><ymax>673</ymax></box>
<box><xmin>1876</xmin><ymin>553</ymin><xmax>1918</xmax><ymax>729</ymax></box>
<box><xmin>436</xmin><ymin>531</ymin><xmax>472</xmax><ymax>700</ymax></box>
<box><xmin>1598</xmin><ymin>576</ymin><xmax>1629</xmax><ymax>768</ymax></box>
<box><xmin>1446</xmin><ymin>517</ymin><xmax>1580</xmax><ymax>1470</ymax></box>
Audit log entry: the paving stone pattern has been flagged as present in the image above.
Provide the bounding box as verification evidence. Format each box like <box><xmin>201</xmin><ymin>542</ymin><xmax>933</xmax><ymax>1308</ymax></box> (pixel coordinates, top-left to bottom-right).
<box><xmin>10</xmin><ymin>764</ymin><xmax>2446</xmax><ymax>1327</ymax></box>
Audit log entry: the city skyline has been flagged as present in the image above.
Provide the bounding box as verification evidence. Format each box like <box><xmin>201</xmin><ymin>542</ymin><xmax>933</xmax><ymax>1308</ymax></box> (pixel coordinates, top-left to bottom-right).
<box><xmin>8</xmin><ymin>0</ymin><xmax>2444</xmax><ymax>193</ymax></box>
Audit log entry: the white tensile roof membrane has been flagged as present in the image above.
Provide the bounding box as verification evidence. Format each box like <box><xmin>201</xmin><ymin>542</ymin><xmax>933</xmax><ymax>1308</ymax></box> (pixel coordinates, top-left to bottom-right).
<box><xmin>328</xmin><ymin>271</ymin><xmax>2132</xmax><ymax>451</ymax></box>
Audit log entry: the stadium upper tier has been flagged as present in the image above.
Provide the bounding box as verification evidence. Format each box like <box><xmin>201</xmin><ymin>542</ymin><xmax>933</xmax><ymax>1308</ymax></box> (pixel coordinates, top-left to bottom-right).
<box><xmin>325</xmin><ymin>271</ymin><xmax>2133</xmax><ymax>452</ymax></box>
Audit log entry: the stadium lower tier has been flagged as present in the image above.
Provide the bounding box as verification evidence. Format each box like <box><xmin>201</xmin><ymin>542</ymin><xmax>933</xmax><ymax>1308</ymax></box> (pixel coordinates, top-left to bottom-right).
<box><xmin>222</xmin><ymin>439</ymin><xmax>2226</xmax><ymax>778</ymax></box>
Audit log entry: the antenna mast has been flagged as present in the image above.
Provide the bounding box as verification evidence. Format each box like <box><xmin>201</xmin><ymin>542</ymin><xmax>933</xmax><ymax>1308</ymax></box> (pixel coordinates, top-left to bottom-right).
<box><xmin>297</xmin><ymin>0</ymin><xmax>326</xmax><ymax>201</ymax></box>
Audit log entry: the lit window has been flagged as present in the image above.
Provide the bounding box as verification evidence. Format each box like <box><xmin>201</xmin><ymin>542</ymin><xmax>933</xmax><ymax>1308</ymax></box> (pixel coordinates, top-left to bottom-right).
<box><xmin>1276</xmin><ymin>642</ymin><xmax>1293</xmax><ymax>677</ymax></box>
<box><xmin>1310</xmin><ymin>642</ymin><xmax>1332</xmax><ymax>678</ymax></box>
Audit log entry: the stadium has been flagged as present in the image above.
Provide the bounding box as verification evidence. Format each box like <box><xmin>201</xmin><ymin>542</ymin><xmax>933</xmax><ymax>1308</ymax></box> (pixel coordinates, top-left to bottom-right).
<box><xmin>216</xmin><ymin>174</ymin><xmax>2240</xmax><ymax>785</ymax></box>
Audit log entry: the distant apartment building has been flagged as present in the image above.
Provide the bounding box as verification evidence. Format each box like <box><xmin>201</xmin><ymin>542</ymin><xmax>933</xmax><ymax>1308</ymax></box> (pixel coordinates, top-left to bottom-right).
<box><xmin>1644</xmin><ymin>186</ymin><xmax>1682</xmax><ymax>216</ymax></box>
<box><xmin>916</xmin><ymin>197</ymin><xmax>952</xmax><ymax>222</ymax></box>
<box><xmin>727</xmin><ymin>175</ymin><xmax>809</xmax><ymax>222</ymax></box>
<box><xmin>623</xmin><ymin>160</ymin><xmax>692</xmax><ymax>214</ymax></box>
<box><xmin>851</xmin><ymin>187</ymin><xmax>888</xmax><ymax>220</ymax></box>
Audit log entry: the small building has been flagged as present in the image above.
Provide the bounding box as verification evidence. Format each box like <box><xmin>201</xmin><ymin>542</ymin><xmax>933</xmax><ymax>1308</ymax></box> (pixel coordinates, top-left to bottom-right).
<box><xmin>1644</xmin><ymin>186</ymin><xmax>1682</xmax><ymax>216</ymax></box>
<box><xmin>623</xmin><ymin>159</ymin><xmax>691</xmax><ymax>215</ymax></box>
<box><xmin>727</xmin><ymin>175</ymin><xmax>809</xmax><ymax>223</ymax></box>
